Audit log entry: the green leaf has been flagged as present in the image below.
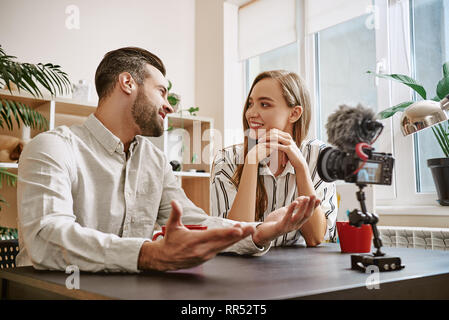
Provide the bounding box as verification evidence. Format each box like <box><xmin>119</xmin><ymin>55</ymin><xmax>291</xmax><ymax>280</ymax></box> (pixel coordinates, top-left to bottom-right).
<box><xmin>431</xmin><ymin>96</ymin><xmax>441</xmax><ymax>102</ymax></box>
<box><xmin>437</xmin><ymin>76</ymin><xmax>449</xmax><ymax>100</ymax></box>
<box><xmin>432</xmin><ymin>123</ymin><xmax>449</xmax><ymax>157</ymax></box>
<box><xmin>168</xmin><ymin>94</ymin><xmax>179</xmax><ymax>106</ymax></box>
<box><xmin>0</xmin><ymin>98</ymin><xmax>48</xmax><ymax>130</ymax></box>
<box><xmin>0</xmin><ymin>168</ymin><xmax>17</xmax><ymax>188</ymax></box>
<box><xmin>187</xmin><ymin>107</ymin><xmax>199</xmax><ymax>116</ymax></box>
<box><xmin>443</xmin><ymin>62</ymin><xmax>449</xmax><ymax>78</ymax></box>
<box><xmin>0</xmin><ymin>47</ymin><xmax>71</xmax><ymax>98</ymax></box>
<box><xmin>377</xmin><ymin>101</ymin><xmax>414</xmax><ymax>119</ymax></box>
<box><xmin>367</xmin><ymin>71</ymin><xmax>427</xmax><ymax>100</ymax></box>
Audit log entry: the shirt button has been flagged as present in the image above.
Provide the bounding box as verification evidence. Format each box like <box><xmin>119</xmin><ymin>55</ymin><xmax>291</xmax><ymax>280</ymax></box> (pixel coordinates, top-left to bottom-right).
<box><xmin>131</xmin><ymin>217</ymin><xmax>136</xmax><ymax>223</ymax></box>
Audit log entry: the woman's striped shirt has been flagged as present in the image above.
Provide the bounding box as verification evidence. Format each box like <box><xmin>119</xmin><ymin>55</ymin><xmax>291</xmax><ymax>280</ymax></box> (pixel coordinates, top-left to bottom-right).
<box><xmin>210</xmin><ymin>138</ymin><xmax>338</xmax><ymax>246</ymax></box>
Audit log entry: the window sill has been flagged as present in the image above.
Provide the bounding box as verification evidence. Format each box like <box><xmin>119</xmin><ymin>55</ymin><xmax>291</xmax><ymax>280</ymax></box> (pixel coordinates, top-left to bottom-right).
<box><xmin>376</xmin><ymin>205</ymin><xmax>449</xmax><ymax>217</ymax></box>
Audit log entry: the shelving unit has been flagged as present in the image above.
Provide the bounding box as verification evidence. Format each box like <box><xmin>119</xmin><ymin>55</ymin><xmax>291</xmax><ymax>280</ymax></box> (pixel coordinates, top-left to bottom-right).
<box><xmin>0</xmin><ymin>90</ymin><xmax>213</xmax><ymax>228</ymax></box>
<box><xmin>0</xmin><ymin>89</ymin><xmax>95</xmax><ymax>229</ymax></box>
<box><xmin>149</xmin><ymin>112</ymin><xmax>214</xmax><ymax>214</ymax></box>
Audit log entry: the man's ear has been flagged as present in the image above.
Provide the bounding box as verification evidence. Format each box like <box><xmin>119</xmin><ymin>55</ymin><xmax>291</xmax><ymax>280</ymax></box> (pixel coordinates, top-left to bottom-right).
<box><xmin>289</xmin><ymin>105</ymin><xmax>303</xmax><ymax>123</ymax></box>
<box><xmin>118</xmin><ymin>72</ymin><xmax>136</xmax><ymax>95</ymax></box>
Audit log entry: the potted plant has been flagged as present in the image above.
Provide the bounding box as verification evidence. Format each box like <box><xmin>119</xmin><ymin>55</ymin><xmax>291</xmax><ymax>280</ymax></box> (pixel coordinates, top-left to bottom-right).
<box><xmin>0</xmin><ymin>45</ymin><xmax>71</xmax><ymax>238</ymax></box>
<box><xmin>368</xmin><ymin>62</ymin><xmax>449</xmax><ymax>205</ymax></box>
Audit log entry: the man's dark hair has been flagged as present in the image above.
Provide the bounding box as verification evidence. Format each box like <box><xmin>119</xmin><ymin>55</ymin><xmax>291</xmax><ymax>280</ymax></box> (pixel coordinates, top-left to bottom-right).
<box><xmin>95</xmin><ymin>47</ymin><xmax>166</xmax><ymax>101</ymax></box>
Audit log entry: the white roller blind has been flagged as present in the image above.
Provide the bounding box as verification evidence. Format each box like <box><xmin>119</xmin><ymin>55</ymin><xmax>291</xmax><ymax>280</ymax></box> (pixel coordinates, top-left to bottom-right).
<box><xmin>238</xmin><ymin>0</ymin><xmax>296</xmax><ymax>60</ymax></box>
<box><xmin>305</xmin><ymin>0</ymin><xmax>372</xmax><ymax>34</ymax></box>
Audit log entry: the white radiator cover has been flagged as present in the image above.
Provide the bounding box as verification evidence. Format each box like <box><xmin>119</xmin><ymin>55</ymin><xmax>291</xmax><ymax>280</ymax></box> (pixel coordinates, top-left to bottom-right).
<box><xmin>378</xmin><ymin>226</ymin><xmax>449</xmax><ymax>251</ymax></box>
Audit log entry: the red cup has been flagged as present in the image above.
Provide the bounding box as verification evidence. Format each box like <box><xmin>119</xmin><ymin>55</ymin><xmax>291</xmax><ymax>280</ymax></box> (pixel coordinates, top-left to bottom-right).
<box><xmin>336</xmin><ymin>221</ymin><xmax>373</xmax><ymax>253</ymax></box>
<box><xmin>152</xmin><ymin>224</ymin><xmax>207</xmax><ymax>241</ymax></box>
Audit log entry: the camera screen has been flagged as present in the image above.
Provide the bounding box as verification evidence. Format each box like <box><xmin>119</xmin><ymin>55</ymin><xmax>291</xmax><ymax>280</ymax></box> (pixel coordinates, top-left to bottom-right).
<box><xmin>356</xmin><ymin>161</ymin><xmax>382</xmax><ymax>184</ymax></box>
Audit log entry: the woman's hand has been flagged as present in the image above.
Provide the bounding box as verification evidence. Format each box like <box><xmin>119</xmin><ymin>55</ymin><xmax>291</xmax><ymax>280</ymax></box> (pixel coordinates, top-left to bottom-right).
<box><xmin>257</xmin><ymin>128</ymin><xmax>306</xmax><ymax>169</ymax></box>
<box><xmin>245</xmin><ymin>134</ymin><xmax>278</xmax><ymax>165</ymax></box>
<box><xmin>252</xmin><ymin>195</ymin><xmax>321</xmax><ymax>248</ymax></box>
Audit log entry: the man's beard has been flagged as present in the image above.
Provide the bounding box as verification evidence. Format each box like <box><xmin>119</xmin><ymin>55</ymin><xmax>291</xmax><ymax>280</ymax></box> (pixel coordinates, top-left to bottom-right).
<box><xmin>131</xmin><ymin>88</ymin><xmax>164</xmax><ymax>137</ymax></box>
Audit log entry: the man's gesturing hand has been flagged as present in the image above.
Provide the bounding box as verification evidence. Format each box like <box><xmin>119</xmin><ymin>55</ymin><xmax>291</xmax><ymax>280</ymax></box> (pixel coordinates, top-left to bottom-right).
<box><xmin>251</xmin><ymin>196</ymin><xmax>320</xmax><ymax>248</ymax></box>
<box><xmin>138</xmin><ymin>200</ymin><xmax>256</xmax><ymax>271</ymax></box>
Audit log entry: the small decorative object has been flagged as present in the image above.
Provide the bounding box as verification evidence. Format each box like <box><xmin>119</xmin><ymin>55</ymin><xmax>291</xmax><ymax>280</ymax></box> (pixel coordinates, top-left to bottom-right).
<box><xmin>0</xmin><ymin>135</ymin><xmax>26</xmax><ymax>162</ymax></box>
<box><xmin>180</xmin><ymin>107</ymin><xmax>199</xmax><ymax>116</ymax></box>
<box><xmin>170</xmin><ymin>160</ymin><xmax>181</xmax><ymax>172</ymax></box>
<box><xmin>72</xmin><ymin>79</ymin><xmax>92</xmax><ymax>102</ymax></box>
<box><xmin>191</xmin><ymin>153</ymin><xmax>198</xmax><ymax>164</ymax></box>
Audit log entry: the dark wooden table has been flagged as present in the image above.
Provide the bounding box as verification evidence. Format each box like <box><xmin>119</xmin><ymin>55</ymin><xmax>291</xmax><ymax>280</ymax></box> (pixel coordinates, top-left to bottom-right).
<box><xmin>1</xmin><ymin>243</ymin><xmax>449</xmax><ymax>300</ymax></box>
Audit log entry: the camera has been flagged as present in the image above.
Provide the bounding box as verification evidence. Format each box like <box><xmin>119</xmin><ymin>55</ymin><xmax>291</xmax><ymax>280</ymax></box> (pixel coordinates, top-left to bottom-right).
<box><xmin>317</xmin><ymin>104</ymin><xmax>394</xmax><ymax>186</ymax></box>
<box><xmin>317</xmin><ymin>146</ymin><xmax>394</xmax><ymax>185</ymax></box>
<box><xmin>317</xmin><ymin>104</ymin><xmax>403</xmax><ymax>272</ymax></box>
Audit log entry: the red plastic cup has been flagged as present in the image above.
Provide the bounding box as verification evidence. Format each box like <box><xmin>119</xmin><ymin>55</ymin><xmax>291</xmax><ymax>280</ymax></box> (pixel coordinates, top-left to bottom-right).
<box><xmin>152</xmin><ymin>224</ymin><xmax>207</xmax><ymax>241</ymax></box>
<box><xmin>336</xmin><ymin>221</ymin><xmax>373</xmax><ymax>253</ymax></box>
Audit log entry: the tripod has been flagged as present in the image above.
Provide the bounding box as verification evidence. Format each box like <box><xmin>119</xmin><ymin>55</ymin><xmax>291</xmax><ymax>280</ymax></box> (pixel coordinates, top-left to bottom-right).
<box><xmin>349</xmin><ymin>184</ymin><xmax>404</xmax><ymax>272</ymax></box>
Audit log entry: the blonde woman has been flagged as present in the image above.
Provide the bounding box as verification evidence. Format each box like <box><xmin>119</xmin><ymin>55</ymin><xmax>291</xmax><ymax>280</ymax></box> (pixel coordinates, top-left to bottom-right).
<box><xmin>211</xmin><ymin>70</ymin><xmax>337</xmax><ymax>247</ymax></box>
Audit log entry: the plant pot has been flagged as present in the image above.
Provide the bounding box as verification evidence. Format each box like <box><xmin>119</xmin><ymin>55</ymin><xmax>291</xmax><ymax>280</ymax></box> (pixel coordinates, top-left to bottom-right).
<box><xmin>427</xmin><ymin>157</ymin><xmax>449</xmax><ymax>206</ymax></box>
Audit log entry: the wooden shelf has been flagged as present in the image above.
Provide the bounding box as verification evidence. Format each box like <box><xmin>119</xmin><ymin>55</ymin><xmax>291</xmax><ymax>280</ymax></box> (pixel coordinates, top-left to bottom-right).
<box><xmin>0</xmin><ymin>89</ymin><xmax>97</xmax><ymax>116</ymax></box>
<box><xmin>0</xmin><ymin>163</ymin><xmax>18</xmax><ymax>169</ymax></box>
<box><xmin>173</xmin><ymin>171</ymin><xmax>210</xmax><ymax>178</ymax></box>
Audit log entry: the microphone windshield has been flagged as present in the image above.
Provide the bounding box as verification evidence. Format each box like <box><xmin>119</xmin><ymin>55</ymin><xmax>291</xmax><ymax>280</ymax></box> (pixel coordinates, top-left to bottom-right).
<box><xmin>326</xmin><ymin>104</ymin><xmax>381</xmax><ymax>153</ymax></box>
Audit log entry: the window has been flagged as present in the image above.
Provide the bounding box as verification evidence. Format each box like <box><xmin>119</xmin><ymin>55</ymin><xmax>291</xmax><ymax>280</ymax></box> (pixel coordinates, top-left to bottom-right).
<box><xmin>411</xmin><ymin>0</ymin><xmax>449</xmax><ymax>193</ymax></box>
<box><xmin>245</xmin><ymin>42</ymin><xmax>299</xmax><ymax>93</ymax></box>
<box><xmin>239</xmin><ymin>0</ymin><xmax>446</xmax><ymax>208</ymax></box>
<box><xmin>315</xmin><ymin>14</ymin><xmax>378</xmax><ymax>141</ymax></box>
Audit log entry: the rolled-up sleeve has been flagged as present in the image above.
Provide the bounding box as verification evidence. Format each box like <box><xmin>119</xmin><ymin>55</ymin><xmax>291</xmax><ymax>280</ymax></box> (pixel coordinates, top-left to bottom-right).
<box><xmin>17</xmin><ymin>132</ymin><xmax>147</xmax><ymax>273</ymax></box>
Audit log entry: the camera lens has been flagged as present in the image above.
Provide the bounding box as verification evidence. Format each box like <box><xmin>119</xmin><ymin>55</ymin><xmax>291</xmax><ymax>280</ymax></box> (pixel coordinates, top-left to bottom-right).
<box><xmin>317</xmin><ymin>147</ymin><xmax>346</xmax><ymax>182</ymax></box>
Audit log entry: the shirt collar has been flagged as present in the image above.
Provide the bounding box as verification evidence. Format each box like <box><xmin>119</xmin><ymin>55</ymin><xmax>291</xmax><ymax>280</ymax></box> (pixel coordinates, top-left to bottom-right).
<box><xmin>259</xmin><ymin>159</ymin><xmax>295</xmax><ymax>178</ymax></box>
<box><xmin>84</xmin><ymin>113</ymin><xmax>124</xmax><ymax>155</ymax></box>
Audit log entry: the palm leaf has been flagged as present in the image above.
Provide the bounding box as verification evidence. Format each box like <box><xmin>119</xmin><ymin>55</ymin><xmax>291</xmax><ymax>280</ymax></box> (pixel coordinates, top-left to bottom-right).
<box><xmin>0</xmin><ymin>169</ymin><xmax>18</xmax><ymax>212</ymax></box>
<box><xmin>0</xmin><ymin>226</ymin><xmax>18</xmax><ymax>238</ymax></box>
<box><xmin>432</xmin><ymin>123</ymin><xmax>449</xmax><ymax>157</ymax></box>
<box><xmin>0</xmin><ymin>195</ymin><xmax>6</xmax><ymax>211</ymax></box>
<box><xmin>0</xmin><ymin>46</ymin><xmax>71</xmax><ymax>98</ymax></box>
<box><xmin>367</xmin><ymin>71</ymin><xmax>427</xmax><ymax>100</ymax></box>
<box><xmin>0</xmin><ymin>169</ymin><xmax>17</xmax><ymax>188</ymax></box>
<box><xmin>377</xmin><ymin>101</ymin><xmax>414</xmax><ymax>119</ymax></box>
<box><xmin>0</xmin><ymin>98</ymin><xmax>49</xmax><ymax>130</ymax></box>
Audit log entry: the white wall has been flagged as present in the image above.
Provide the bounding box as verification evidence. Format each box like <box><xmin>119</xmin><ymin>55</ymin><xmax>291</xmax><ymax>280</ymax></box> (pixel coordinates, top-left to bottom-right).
<box><xmin>223</xmin><ymin>2</ymin><xmax>245</xmax><ymax>148</ymax></box>
<box><xmin>0</xmin><ymin>0</ymin><xmax>196</xmax><ymax>108</ymax></box>
<box><xmin>195</xmin><ymin>0</ymin><xmax>225</xmax><ymax>147</ymax></box>
<box><xmin>0</xmin><ymin>0</ymin><xmax>196</xmax><ymax>228</ymax></box>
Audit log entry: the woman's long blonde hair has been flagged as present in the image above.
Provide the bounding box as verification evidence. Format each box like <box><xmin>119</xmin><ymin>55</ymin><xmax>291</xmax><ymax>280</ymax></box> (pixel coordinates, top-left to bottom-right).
<box><xmin>231</xmin><ymin>70</ymin><xmax>312</xmax><ymax>221</ymax></box>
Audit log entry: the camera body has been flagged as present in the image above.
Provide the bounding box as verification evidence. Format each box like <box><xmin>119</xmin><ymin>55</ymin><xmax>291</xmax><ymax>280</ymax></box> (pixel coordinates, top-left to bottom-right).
<box><xmin>317</xmin><ymin>146</ymin><xmax>394</xmax><ymax>185</ymax></box>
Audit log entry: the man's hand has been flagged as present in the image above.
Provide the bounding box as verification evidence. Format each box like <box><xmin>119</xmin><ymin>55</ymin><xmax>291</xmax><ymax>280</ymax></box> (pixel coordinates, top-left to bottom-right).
<box><xmin>138</xmin><ymin>200</ymin><xmax>256</xmax><ymax>271</ymax></box>
<box><xmin>252</xmin><ymin>196</ymin><xmax>320</xmax><ymax>248</ymax></box>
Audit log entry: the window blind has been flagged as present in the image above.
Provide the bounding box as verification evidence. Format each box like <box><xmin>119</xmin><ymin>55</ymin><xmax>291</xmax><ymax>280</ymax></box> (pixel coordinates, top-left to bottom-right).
<box><xmin>305</xmin><ymin>0</ymin><xmax>372</xmax><ymax>34</ymax></box>
<box><xmin>238</xmin><ymin>0</ymin><xmax>296</xmax><ymax>60</ymax></box>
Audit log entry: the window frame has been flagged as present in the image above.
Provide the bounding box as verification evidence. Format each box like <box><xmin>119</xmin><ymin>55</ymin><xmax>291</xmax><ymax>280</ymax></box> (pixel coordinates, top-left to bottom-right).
<box><xmin>241</xmin><ymin>0</ymin><xmax>448</xmax><ymax>215</ymax></box>
<box><xmin>307</xmin><ymin>0</ymin><xmax>444</xmax><ymax>211</ymax></box>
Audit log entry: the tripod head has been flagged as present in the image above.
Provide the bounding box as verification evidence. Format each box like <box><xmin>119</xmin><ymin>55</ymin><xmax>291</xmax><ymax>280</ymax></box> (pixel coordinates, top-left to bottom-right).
<box><xmin>348</xmin><ymin>184</ymin><xmax>384</xmax><ymax>257</ymax></box>
<box><xmin>347</xmin><ymin>184</ymin><xmax>404</xmax><ymax>272</ymax></box>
